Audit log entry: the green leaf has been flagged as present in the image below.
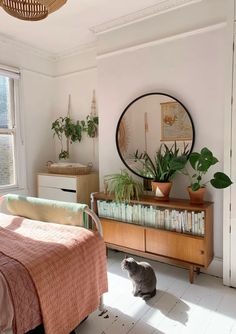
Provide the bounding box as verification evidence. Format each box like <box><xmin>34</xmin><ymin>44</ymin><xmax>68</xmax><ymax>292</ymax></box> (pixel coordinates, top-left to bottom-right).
<box><xmin>105</xmin><ymin>170</ymin><xmax>143</xmax><ymax>202</ymax></box>
<box><xmin>189</xmin><ymin>148</ymin><xmax>219</xmax><ymax>173</ymax></box>
<box><xmin>169</xmin><ymin>156</ymin><xmax>187</xmax><ymax>171</ymax></box>
<box><xmin>59</xmin><ymin>150</ymin><xmax>69</xmax><ymax>160</ymax></box>
<box><xmin>198</xmin><ymin>148</ymin><xmax>218</xmax><ymax>171</ymax></box>
<box><xmin>201</xmin><ymin>147</ymin><xmax>213</xmax><ymax>159</ymax></box>
<box><xmin>191</xmin><ymin>182</ymin><xmax>201</xmax><ymax>191</ymax></box>
<box><xmin>133</xmin><ymin>143</ymin><xmax>189</xmax><ymax>182</ymax></box>
<box><xmin>189</xmin><ymin>153</ymin><xmax>200</xmax><ymax>170</ymax></box>
<box><xmin>210</xmin><ymin>172</ymin><xmax>233</xmax><ymax>189</ymax></box>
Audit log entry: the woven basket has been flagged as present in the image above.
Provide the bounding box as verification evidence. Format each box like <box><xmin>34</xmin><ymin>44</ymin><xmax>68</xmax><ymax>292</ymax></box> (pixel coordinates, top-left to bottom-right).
<box><xmin>47</xmin><ymin>163</ymin><xmax>92</xmax><ymax>175</ymax></box>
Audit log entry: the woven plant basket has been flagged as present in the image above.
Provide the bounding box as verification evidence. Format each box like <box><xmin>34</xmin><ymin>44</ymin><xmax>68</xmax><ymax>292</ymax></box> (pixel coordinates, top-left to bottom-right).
<box><xmin>47</xmin><ymin>163</ymin><xmax>92</xmax><ymax>175</ymax></box>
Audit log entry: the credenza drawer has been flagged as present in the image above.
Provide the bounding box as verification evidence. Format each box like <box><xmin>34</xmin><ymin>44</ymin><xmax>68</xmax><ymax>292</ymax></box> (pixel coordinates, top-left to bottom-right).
<box><xmin>101</xmin><ymin>219</ymin><xmax>145</xmax><ymax>252</ymax></box>
<box><xmin>146</xmin><ymin>229</ymin><xmax>205</xmax><ymax>265</ymax></box>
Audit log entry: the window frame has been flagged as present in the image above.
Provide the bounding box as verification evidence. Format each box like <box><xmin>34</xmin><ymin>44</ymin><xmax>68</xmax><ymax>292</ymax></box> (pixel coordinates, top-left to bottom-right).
<box><xmin>0</xmin><ymin>65</ymin><xmax>27</xmax><ymax>194</ymax></box>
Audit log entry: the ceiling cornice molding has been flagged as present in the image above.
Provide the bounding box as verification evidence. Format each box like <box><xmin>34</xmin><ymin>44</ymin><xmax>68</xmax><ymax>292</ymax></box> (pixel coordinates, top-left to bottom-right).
<box><xmin>90</xmin><ymin>0</ymin><xmax>202</xmax><ymax>34</ymax></box>
<box><xmin>53</xmin><ymin>42</ymin><xmax>97</xmax><ymax>61</ymax></box>
<box><xmin>0</xmin><ymin>33</ymin><xmax>55</xmax><ymax>61</ymax></box>
<box><xmin>0</xmin><ymin>33</ymin><xmax>97</xmax><ymax>62</ymax></box>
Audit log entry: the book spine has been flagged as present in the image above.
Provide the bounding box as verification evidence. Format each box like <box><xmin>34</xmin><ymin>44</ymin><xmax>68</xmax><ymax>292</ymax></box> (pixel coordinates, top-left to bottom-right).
<box><xmin>96</xmin><ymin>199</ymin><xmax>206</xmax><ymax>239</ymax></box>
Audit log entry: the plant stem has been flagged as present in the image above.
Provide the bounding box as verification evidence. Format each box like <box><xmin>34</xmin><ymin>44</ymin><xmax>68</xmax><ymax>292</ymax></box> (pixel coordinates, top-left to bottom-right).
<box><xmin>181</xmin><ymin>167</ymin><xmax>193</xmax><ymax>185</ymax></box>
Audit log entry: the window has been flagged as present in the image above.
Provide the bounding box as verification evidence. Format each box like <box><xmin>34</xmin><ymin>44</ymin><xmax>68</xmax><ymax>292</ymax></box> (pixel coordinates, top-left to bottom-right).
<box><xmin>0</xmin><ymin>66</ymin><xmax>23</xmax><ymax>190</ymax></box>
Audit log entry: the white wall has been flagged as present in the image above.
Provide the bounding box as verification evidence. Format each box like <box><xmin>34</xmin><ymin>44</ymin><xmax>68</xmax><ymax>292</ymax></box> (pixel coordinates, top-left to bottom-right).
<box><xmin>97</xmin><ymin>0</ymin><xmax>228</xmax><ymax>270</ymax></box>
<box><xmin>52</xmin><ymin>50</ymin><xmax>99</xmax><ymax>170</ymax></box>
<box><xmin>0</xmin><ymin>40</ymin><xmax>54</xmax><ymax>196</ymax></box>
<box><xmin>21</xmin><ymin>70</ymin><xmax>54</xmax><ymax>195</ymax></box>
<box><xmin>52</xmin><ymin>68</ymin><xmax>99</xmax><ymax>170</ymax></box>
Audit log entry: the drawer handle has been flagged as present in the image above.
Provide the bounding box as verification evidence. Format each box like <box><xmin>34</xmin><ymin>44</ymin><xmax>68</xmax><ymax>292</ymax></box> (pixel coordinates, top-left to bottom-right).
<box><xmin>61</xmin><ymin>188</ymin><xmax>76</xmax><ymax>193</ymax></box>
<box><xmin>200</xmin><ymin>250</ymin><xmax>204</xmax><ymax>255</ymax></box>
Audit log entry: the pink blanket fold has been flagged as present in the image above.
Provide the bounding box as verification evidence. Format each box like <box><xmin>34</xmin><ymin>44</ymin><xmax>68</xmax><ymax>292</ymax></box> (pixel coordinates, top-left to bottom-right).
<box><xmin>0</xmin><ymin>213</ymin><xmax>108</xmax><ymax>334</ymax></box>
<box><xmin>0</xmin><ymin>252</ymin><xmax>42</xmax><ymax>334</ymax></box>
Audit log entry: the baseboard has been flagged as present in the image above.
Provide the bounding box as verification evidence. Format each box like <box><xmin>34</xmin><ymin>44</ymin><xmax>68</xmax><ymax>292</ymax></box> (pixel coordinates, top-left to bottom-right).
<box><xmin>201</xmin><ymin>257</ymin><xmax>223</xmax><ymax>278</ymax></box>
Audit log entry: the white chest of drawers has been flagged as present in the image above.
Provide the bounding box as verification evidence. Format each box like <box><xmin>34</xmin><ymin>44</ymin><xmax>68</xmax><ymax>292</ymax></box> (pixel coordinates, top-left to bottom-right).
<box><xmin>37</xmin><ymin>173</ymin><xmax>99</xmax><ymax>207</ymax></box>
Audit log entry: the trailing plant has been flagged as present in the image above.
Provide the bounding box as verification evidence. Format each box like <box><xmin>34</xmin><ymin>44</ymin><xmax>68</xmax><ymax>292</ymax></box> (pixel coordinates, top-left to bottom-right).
<box><xmin>82</xmin><ymin>115</ymin><xmax>99</xmax><ymax>138</ymax></box>
<box><xmin>134</xmin><ymin>143</ymin><xmax>189</xmax><ymax>182</ymax></box>
<box><xmin>182</xmin><ymin>147</ymin><xmax>233</xmax><ymax>191</ymax></box>
<box><xmin>104</xmin><ymin>170</ymin><xmax>143</xmax><ymax>202</ymax></box>
<box><xmin>52</xmin><ymin>114</ymin><xmax>99</xmax><ymax>160</ymax></box>
<box><xmin>51</xmin><ymin>116</ymin><xmax>83</xmax><ymax>160</ymax></box>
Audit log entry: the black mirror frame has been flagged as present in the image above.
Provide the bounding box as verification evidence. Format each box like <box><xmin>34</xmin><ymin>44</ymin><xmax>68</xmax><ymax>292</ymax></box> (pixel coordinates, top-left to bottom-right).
<box><xmin>115</xmin><ymin>92</ymin><xmax>195</xmax><ymax>180</ymax></box>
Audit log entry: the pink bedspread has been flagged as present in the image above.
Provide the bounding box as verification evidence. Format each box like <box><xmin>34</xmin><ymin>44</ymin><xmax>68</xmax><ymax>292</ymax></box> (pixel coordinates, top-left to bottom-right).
<box><xmin>0</xmin><ymin>271</ymin><xmax>14</xmax><ymax>332</ymax></box>
<box><xmin>0</xmin><ymin>252</ymin><xmax>41</xmax><ymax>334</ymax></box>
<box><xmin>0</xmin><ymin>212</ymin><xmax>108</xmax><ymax>334</ymax></box>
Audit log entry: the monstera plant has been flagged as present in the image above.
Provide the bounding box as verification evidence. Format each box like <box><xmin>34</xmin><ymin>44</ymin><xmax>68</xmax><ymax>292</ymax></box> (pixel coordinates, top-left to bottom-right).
<box><xmin>182</xmin><ymin>147</ymin><xmax>233</xmax><ymax>203</ymax></box>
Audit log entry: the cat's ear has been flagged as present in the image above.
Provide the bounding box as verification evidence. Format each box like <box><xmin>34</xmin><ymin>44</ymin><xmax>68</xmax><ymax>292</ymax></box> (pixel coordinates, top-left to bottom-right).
<box><xmin>125</xmin><ymin>255</ymin><xmax>128</xmax><ymax>259</ymax></box>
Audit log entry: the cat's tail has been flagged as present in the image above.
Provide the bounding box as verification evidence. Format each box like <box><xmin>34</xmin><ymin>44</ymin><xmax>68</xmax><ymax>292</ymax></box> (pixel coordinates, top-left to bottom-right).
<box><xmin>141</xmin><ymin>288</ymin><xmax>156</xmax><ymax>300</ymax></box>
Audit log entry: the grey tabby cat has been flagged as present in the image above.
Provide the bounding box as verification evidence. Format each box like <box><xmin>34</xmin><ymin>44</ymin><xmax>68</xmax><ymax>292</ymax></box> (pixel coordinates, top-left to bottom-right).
<box><xmin>121</xmin><ymin>256</ymin><xmax>157</xmax><ymax>299</ymax></box>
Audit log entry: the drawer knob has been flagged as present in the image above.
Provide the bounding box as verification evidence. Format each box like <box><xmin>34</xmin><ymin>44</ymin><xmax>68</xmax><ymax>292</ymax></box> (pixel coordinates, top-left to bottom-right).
<box><xmin>200</xmin><ymin>250</ymin><xmax>204</xmax><ymax>255</ymax></box>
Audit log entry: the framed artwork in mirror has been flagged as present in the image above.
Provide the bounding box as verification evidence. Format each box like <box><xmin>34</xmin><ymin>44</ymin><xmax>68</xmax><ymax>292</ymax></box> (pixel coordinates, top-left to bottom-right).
<box><xmin>116</xmin><ymin>92</ymin><xmax>195</xmax><ymax>180</ymax></box>
<box><xmin>161</xmin><ymin>101</ymin><xmax>193</xmax><ymax>141</ymax></box>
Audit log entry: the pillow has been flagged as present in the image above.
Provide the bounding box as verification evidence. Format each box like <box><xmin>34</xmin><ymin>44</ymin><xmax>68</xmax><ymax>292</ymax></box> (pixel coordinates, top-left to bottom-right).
<box><xmin>2</xmin><ymin>194</ymin><xmax>88</xmax><ymax>228</ymax></box>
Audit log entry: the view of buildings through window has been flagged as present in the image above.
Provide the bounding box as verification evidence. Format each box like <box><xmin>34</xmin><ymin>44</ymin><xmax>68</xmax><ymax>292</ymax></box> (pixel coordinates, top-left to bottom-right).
<box><xmin>0</xmin><ymin>75</ymin><xmax>15</xmax><ymax>186</ymax></box>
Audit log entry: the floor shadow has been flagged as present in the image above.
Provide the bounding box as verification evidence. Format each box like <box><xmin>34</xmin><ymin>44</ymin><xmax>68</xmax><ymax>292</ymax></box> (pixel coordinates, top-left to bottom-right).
<box><xmin>145</xmin><ymin>289</ymin><xmax>189</xmax><ymax>326</ymax></box>
<box><xmin>75</xmin><ymin>306</ymin><xmax>166</xmax><ymax>334</ymax></box>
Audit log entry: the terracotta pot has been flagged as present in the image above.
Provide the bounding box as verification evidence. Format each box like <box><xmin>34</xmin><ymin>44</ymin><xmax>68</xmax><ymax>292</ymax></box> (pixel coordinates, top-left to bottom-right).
<box><xmin>151</xmin><ymin>181</ymin><xmax>172</xmax><ymax>201</ymax></box>
<box><xmin>187</xmin><ymin>186</ymin><xmax>206</xmax><ymax>204</ymax></box>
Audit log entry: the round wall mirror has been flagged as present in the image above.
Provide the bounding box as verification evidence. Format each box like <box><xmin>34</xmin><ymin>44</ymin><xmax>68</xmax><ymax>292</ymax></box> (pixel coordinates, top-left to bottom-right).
<box><xmin>116</xmin><ymin>92</ymin><xmax>195</xmax><ymax>179</ymax></box>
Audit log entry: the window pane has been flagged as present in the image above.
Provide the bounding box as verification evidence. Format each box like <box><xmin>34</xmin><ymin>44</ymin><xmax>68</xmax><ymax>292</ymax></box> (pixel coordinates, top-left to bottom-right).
<box><xmin>0</xmin><ymin>76</ymin><xmax>12</xmax><ymax>129</ymax></box>
<box><xmin>0</xmin><ymin>134</ymin><xmax>15</xmax><ymax>186</ymax></box>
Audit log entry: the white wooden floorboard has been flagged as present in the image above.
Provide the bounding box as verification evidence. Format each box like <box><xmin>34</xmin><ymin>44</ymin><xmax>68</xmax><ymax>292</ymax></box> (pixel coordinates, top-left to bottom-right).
<box><xmin>75</xmin><ymin>250</ymin><xmax>236</xmax><ymax>334</ymax></box>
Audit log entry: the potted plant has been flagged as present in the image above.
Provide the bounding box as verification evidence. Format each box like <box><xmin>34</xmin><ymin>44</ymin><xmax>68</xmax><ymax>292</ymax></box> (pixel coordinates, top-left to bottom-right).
<box><xmin>134</xmin><ymin>143</ymin><xmax>189</xmax><ymax>200</ymax></box>
<box><xmin>182</xmin><ymin>147</ymin><xmax>233</xmax><ymax>203</ymax></box>
<box><xmin>104</xmin><ymin>170</ymin><xmax>143</xmax><ymax>202</ymax></box>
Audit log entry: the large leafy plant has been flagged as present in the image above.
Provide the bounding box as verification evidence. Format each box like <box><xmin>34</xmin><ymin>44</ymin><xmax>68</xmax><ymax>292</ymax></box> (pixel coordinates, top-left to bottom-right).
<box><xmin>52</xmin><ymin>114</ymin><xmax>99</xmax><ymax>160</ymax></box>
<box><xmin>104</xmin><ymin>170</ymin><xmax>143</xmax><ymax>202</ymax></box>
<box><xmin>134</xmin><ymin>143</ymin><xmax>189</xmax><ymax>182</ymax></box>
<box><xmin>51</xmin><ymin>117</ymin><xmax>82</xmax><ymax>160</ymax></box>
<box><xmin>184</xmin><ymin>147</ymin><xmax>232</xmax><ymax>191</ymax></box>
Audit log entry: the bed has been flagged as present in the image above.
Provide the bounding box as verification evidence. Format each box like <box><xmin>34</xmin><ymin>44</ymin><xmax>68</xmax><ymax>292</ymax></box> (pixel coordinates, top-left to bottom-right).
<box><xmin>0</xmin><ymin>194</ymin><xmax>108</xmax><ymax>334</ymax></box>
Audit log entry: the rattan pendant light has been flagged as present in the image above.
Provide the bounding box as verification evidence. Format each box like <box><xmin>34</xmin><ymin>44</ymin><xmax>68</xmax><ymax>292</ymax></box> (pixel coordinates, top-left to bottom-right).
<box><xmin>0</xmin><ymin>0</ymin><xmax>67</xmax><ymax>21</ymax></box>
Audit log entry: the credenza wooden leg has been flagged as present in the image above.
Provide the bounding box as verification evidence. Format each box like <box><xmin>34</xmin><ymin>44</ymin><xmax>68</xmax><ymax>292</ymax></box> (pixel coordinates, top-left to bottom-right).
<box><xmin>189</xmin><ymin>265</ymin><xmax>194</xmax><ymax>283</ymax></box>
<box><xmin>196</xmin><ymin>267</ymin><xmax>201</xmax><ymax>275</ymax></box>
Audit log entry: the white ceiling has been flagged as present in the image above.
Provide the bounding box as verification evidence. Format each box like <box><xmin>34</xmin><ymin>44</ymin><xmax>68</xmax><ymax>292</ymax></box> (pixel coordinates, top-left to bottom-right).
<box><xmin>0</xmin><ymin>0</ymin><xmax>195</xmax><ymax>56</ymax></box>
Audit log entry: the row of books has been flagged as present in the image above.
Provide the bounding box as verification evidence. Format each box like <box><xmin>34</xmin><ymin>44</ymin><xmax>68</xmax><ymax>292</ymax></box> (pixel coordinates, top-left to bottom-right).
<box><xmin>97</xmin><ymin>200</ymin><xmax>205</xmax><ymax>236</ymax></box>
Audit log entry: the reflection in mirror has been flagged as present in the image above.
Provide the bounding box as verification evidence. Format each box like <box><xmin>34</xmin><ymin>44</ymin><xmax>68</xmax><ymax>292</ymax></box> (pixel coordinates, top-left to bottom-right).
<box><xmin>116</xmin><ymin>93</ymin><xmax>195</xmax><ymax>179</ymax></box>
